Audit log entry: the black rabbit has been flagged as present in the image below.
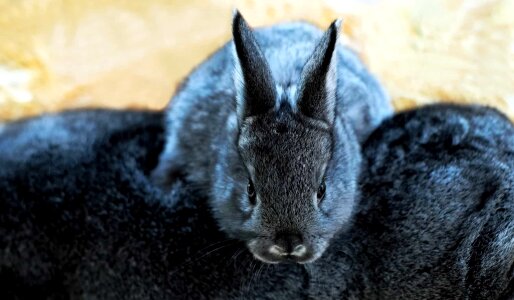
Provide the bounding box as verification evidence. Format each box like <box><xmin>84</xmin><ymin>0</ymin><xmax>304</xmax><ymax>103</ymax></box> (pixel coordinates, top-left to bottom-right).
<box><xmin>308</xmin><ymin>104</ymin><xmax>514</xmax><ymax>299</ymax></box>
<box><xmin>0</xmin><ymin>109</ymin><xmax>307</xmax><ymax>299</ymax></box>
<box><xmin>152</xmin><ymin>11</ymin><xmax>392</xmax><ymax>264</ymax></box>
<box><xmin>1</xmin><ymin>104</ymin><xmax>514</xmax><ymax>299</ymax></box>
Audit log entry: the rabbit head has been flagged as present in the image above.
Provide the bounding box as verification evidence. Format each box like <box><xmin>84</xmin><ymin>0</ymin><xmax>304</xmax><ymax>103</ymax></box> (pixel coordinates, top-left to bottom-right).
<box><xmin>211</xmin><ymin>11</ymin><xmax>360</xmax><ymax>264</ymax></box>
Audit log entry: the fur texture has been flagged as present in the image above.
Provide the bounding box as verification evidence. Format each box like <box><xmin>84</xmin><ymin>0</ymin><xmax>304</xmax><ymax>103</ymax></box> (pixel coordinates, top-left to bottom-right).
<box><xmin>152</xmin><ymin>13</ymin><xmax>392</xmax><ymax>263</ymax></box>
<box><xmin>0</xmin><ymin>109</ymin><xmax>305</xmax><ymax>299</ymax></box>
<box><xmin>1</xmin><ymin>104</ymin><xmax>514</xmax><ymax>299</ymax></box>
<box><xmin>309</xmin><ymin>104</ymin><xmax>514</xmax><ymax>299</ymax></box>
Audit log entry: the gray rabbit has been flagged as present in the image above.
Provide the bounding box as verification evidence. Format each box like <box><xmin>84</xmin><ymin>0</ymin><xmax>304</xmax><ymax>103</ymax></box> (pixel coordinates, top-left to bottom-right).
<box><xmin>152</xmin><ymin>11</ymin><xmax>392</xmax><ymax>264</ymax></box>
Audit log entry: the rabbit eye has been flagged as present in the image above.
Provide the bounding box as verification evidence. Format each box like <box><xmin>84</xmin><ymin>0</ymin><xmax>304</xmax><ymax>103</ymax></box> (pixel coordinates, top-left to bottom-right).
<box><xmin>317</xmin><ymin>179</ymin><xmax>326</xmax><ymax>204</ymax></box>
<box><xmin>247</xmin><ymin>180</ymin><xmax>256</xmax><ymax>205</ymax></box>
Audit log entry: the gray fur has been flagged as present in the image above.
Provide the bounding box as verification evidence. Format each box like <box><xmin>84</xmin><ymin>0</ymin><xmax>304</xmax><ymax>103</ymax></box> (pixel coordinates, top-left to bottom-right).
<box><xmin>152</xmin><ymin>12</ymin><xmax>392</xmax><ymax>263</ymax></box>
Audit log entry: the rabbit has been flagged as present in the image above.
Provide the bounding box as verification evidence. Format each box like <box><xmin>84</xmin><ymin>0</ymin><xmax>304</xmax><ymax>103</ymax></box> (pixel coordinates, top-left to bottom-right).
<box><xmin>152</xmin><ymin>10</ymin><xmax>392</xmax><ymax>264</ymax></box>
<box><xmin>308</xmin><ymin>104</ymin><xmax>514</xmax><ymax>299</ymax></box>
<box><xmin>0</xmin><ymin>109</ymin><xmax>308</xmax><ymax>299</ymax></box>
<box><xmin>2</xmin><ymin>103</ymin><xmax>514</xmax><ymax>299</ymax></box>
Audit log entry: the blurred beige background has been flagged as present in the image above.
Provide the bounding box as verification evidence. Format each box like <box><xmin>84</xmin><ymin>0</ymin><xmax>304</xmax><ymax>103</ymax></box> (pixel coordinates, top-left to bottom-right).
<box><xmin>0</xmin><ymin>0</ymin><xmax>513</xmax><ymax>121</ymax></box>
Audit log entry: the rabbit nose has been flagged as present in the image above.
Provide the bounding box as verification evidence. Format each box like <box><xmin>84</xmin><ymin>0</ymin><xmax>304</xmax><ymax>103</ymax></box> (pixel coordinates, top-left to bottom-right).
<box><xmin>270</xmin><ymin>233</ymin><xmax>305</xmax><ymax>257</ymax></box>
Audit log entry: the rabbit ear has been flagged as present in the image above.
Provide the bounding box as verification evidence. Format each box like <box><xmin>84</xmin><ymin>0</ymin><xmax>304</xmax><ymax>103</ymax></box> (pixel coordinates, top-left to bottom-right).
<box><xmin>296</xmin><ymin>19</ymin><xmax>341</xmax><ymax>125</ymax></box>
<box><xmin>232</xmin><ymin>10</ymin><xmax>277</xmax><ymax>120</ymax></box>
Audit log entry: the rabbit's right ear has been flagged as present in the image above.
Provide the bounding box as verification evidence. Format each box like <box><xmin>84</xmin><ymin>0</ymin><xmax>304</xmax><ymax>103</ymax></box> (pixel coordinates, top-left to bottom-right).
<box><xmin>232</xmin><ymin>10</ymin><xmax>277</xmax><ymax>121</ymax></box>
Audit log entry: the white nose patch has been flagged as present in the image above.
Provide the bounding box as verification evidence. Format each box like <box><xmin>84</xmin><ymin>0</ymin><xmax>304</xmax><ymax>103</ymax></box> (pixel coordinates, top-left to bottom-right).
<box><xmin>292</xmin><ymin>244</ymin><xmax>307</xmax><ymax>257</ymax></box>
<box><xmin>269</xmin><ymin>245</ymin><xmax>287</xmax><ymax>256</ymax></box>
<box><xmin>269</xmin><ymin>244</ymin><xmax>307</xmax><ymax>257</ymax></box>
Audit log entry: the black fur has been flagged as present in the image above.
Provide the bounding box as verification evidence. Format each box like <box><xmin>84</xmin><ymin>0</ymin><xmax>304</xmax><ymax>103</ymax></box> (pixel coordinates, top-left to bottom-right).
<box><xmin>0</xmin><ymin>110</ymin><xmax>305</xmax><ymax>299</ymax></box>
<box><xmin>309</xmin><ymin>104</ymin><xmax>514</xmax><ymax>299</ymax></box>
<box><xmin>1</xmin><ymin>104</ymin><xmax>514</xmax><ymax>299</ymax></box>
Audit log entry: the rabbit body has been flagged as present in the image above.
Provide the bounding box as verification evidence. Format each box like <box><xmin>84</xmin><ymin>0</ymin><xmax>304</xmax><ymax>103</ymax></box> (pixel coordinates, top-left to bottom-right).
<box><xmin>310</xmin><ymin>104</ymin><xmax>514</xmax><ymax>299</ymax></box>
<box><xmin>153</xmin><ymin>15</ymin><xmax>392</xmax><ymax>263</ymax></box>
<box><xmin>1</xmin><ymin>104</ymin><xmax>514</xmax><ymax>299</ymax></box>
<box><xmin>0</xmin><ymin>109</ymin><xmax>306</xmax><ymax>299</ymax></box>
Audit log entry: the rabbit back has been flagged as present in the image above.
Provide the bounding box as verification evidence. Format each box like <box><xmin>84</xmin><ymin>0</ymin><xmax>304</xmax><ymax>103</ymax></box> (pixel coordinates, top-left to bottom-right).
<box><xmin>310</xmin><ymin>104</ymin><xmax>514</xmax><ymax>299</ymax></box>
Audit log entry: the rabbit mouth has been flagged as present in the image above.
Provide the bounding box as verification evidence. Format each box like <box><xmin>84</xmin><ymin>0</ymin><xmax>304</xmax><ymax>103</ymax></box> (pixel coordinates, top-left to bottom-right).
<box><xmin>250</xmin><ymin>250</ymin><xmax>281</xmax><ymax>264</ymax></box>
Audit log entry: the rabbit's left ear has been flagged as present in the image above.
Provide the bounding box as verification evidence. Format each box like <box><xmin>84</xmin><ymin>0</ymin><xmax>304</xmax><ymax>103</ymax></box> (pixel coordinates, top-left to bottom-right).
<box><xmin>296</xmin><ymin>19</ymin><xmax>341</xmax><ymax>125</ymax></box>
<box><xmin>232</xmin><ymin>10</ymin><xmax>277</xmax><ymax>121</ymax></box>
